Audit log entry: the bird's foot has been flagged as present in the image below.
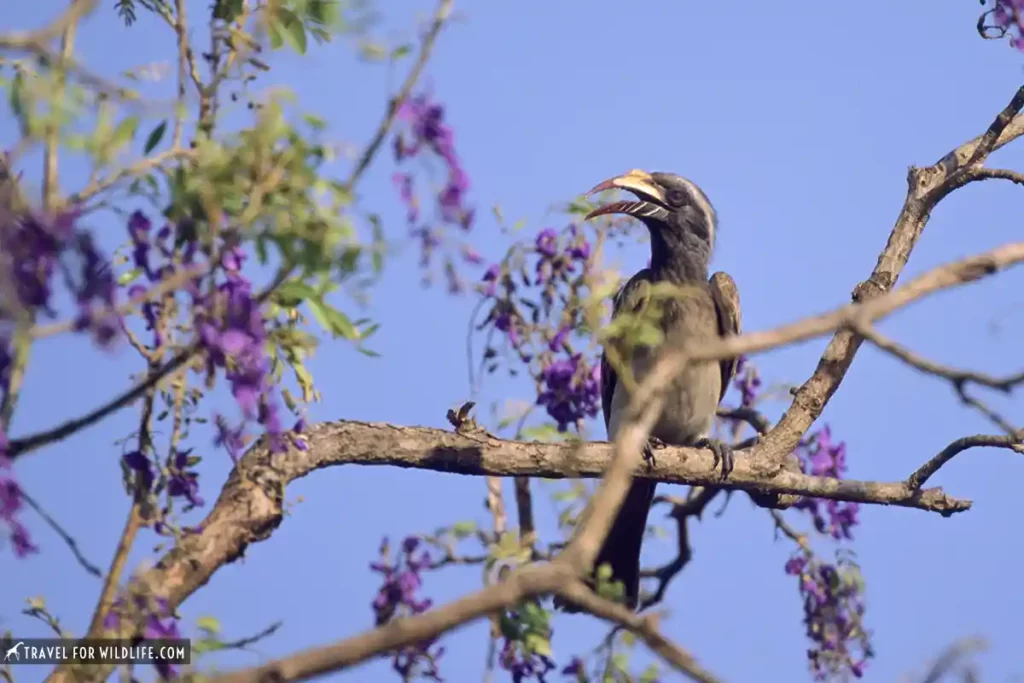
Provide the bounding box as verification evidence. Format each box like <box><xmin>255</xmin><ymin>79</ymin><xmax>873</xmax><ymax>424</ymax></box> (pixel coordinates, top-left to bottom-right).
<box><xmin>643</xmin><ymin>436</ymin><xmax>667</xmax><ymax>470</ymax></box>
<box><xmin>695</xmin><ymin>436</ymin><xmax>734</xmax><ymax>480</ymax></box>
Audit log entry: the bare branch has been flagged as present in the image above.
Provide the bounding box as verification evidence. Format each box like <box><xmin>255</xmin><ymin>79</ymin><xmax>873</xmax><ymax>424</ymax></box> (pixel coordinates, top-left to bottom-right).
<box><xmin>0</xmin><ymin>0</ymin><xmax>99</xmax><ymax>50</ymax></box>
<box><xmin>639</xmin><ymin>487</ymin><xmax>719</xmax><ymax>610</ymax></box>
<box><xmin>555</xmin><ymin>581</ymin><xmax>720</xmax><ymax>683</ymax></box>
<box><xmin>18</xmin><ymin>488</ymin><xmax>102</xmax><ymax>578</ymax></box>
<box><xmin>854</xmin><ymin>322</ymin><xmax>1024</xmax><ymax>392</ymax></box>
<box><xmin>964</xmin><ymin>166</ymin><xmax>1024</xmax><ymax>186</ymax></box>
<box><xmin>204</xmin><ymin>562</ymin><xmax>574</xmax><ymax>683</ymax></box>
<box><xmin>907</xmin><ymin>432</ymin><xmax>1024</xmax><ymax>489</ymax></box>
<box><xmin>919</xmin><ymin>637</ymin><xmax>988</xmax><ymax>683</ymax></box>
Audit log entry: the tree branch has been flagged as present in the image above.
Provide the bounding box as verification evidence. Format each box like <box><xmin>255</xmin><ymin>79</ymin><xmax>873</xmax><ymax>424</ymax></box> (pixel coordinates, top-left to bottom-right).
<box><xmin>907</xmin><ymin>431</ymin><xmax>1024</xmax><ymax>489</ymax></box>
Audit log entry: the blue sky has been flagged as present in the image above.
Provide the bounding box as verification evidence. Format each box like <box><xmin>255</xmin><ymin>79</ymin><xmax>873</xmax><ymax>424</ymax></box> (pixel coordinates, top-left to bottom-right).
<box><xmin>3</xmin><ymin>1</ymin><xmax>1024</xmax><ymax>682</ymax></box>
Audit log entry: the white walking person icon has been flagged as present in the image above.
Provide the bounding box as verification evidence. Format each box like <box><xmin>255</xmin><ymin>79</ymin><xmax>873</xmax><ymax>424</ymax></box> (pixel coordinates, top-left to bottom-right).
<box><xmin>4</xmin><ymin>642</ymin><xmax>23</xmax><ymax>662</ymax></box>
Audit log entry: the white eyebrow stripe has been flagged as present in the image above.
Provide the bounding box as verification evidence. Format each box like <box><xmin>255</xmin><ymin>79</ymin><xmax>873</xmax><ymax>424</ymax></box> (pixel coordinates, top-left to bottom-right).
<box><xmin>677</xmin><ymin>177</ymin><xmax>716</xmax><ymax>251</ymax></box>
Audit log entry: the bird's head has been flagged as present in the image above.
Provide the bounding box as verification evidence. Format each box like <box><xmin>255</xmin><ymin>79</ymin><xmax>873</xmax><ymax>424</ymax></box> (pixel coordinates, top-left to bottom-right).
<box><xmin>583</xmin><ymin>169</ymin><xmax>717</xmax><ymax>255</ymax></box>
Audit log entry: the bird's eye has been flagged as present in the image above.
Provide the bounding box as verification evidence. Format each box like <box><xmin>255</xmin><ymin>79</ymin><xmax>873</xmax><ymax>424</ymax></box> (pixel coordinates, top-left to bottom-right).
<box><xmin>666</xmin><ymin>189</ymin><xmax>687</xmax><ymax>207</ymax></box>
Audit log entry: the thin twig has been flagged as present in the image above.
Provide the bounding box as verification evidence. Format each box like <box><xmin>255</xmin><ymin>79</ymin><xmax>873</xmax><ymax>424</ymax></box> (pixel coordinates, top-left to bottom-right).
<box><xmin>31</xmin><ymin>260</ymin><xmax>211</xmax><ymax>339</ymax></box>
<box><xmin>83</xmin><ymin>369</ymin><xmax>159</xmax><ymax>639</ymax></box>
<box><xmin>341</xmin><ymin>0</ymin><xmax>453</xmax><ymax>192</ymax></box>
<box><xmin>854</xmin><ymin>321</ymin><xmax>1024</xmax><ymax>392</ymax></box>
<box><xmin>7</xmin><ymin>266</ymin><xmax>291</xmax><ymax>460</ymax></box>
<box><xmin>18</xmin><ymin>488</ymin><xmax>102</xmax><ymax>577</ymax></box>
<box><xmin>639</xmin><ymin>487</ymin><xmax>719</xmax><ymax>610</ymax></box>
<box><xmin>964</xmin><ymin>166</ymin><xmax>1024</xmax><ymax>186</ymax></box>
<box><xmin>907</xmin><ymin>432</ymin><xmax>1024</xmax><ymax>489</ymax></box>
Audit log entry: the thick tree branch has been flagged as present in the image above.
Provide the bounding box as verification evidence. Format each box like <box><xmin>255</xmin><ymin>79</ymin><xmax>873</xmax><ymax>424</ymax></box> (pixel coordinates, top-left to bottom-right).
<box><xmin>758</xmin><ymin>88</ymin><xmax>1024</xmax><ymax>469</ymax></box>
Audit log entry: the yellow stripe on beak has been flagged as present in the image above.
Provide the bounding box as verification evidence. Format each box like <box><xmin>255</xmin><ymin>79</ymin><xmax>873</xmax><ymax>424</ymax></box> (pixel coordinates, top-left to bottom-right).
<box><xmin>585</xmin><ymin>169</ymin><xmax>667</xmax><ymax>205</ymax></box>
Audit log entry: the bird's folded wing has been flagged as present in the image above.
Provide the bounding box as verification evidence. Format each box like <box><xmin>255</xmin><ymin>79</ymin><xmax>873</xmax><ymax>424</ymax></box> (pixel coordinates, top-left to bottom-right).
<box><xmin>601</xmin><ymin>268</ymin><xmax>653</xmax><ymax>432</ymax></box>
<box><xmin>708</xmin><ymin>271</ymin><xmax>741</xmax><ymax>403</ymax></box>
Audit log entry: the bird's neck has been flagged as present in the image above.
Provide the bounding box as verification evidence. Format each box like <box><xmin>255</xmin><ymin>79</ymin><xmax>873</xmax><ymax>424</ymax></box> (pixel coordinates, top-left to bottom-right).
<box><xmin>649</xmin><ymin>230</ymin><xmax>710</xmax><ymax>284</ymax></box>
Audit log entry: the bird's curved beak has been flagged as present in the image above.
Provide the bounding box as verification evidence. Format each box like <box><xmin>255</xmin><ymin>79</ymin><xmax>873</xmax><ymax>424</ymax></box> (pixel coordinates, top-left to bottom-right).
<box><xmin>583</xmin><ymin>169</ymin><xmax>670</xmax><ymax>222</ymax></box>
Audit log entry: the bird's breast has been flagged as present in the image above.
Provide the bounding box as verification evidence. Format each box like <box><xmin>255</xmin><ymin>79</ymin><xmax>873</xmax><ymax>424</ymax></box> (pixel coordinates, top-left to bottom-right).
<box><xmin>607</xmin><ymin>351</ymin><xmax>721</xmax><ymax>445</ymax></box>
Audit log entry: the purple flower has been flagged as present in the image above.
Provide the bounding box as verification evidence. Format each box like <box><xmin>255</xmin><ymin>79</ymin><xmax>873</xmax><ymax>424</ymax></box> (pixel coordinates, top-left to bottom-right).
<box><xmin>123</xmin><ymin>450</ymin><xmax>156</xmax><ymax>492</ymax></box>
<box><xmin>536</xmin><ymin>353</ymin><xmax>601</xmax><ymax>432</ymax></box>
<box><xmin>393</xmin><ymin>172</ymin><xmax>419</xmax><ymax>224</ymax></box>
<box><xmin>793</xmin><ymin>427</ymin><xmax>859</xmax><ymax>540</ymax></box>
<box><xmin>731</xmin><ymin>357</ymin><xmax>761</xmax><ymax>408</ymax></box>
<box><xmin>984</xmin><ymin>1</ymin><xmax>1024</xmax><ymax>51</ymax></box>
<box><xmin>481</xmin><ymin>263</ymin><xmax>501</xmax><ymax>297</ymax></box>
<box><xmin>167</xmin><ymin>448</ymin><xmax>203</xmax><ymax>508</ymax></box>
<box><xmin>371</xmin><ymin>536</ymin><xmax>443</xmax><ymax>680</ymax></box>
<box><xmin>194</xmin><ymin>246</ymin><xmax>284</xmax><ymax>459</ymax></box>
<box><xmin>535</xmin><ymin>229</ymin><xmax>559</xmax><ymax>258</ymax></box>
<box><xmin>549</xmin><ymin>325</ymin><xmax>570</xmax><ymax>352</ymax></box>
<box><xmin>391</xmin><ymin>91</ymin><xmax>477</xmax><ymax>293</ymax></box>
<box><xmin>787</xmin><ymin>553</ymin><xmax>873</xmax><ymax>680</ymax></box>
<box><xmin>0</xmin><ymin>449</ymin><xmax>36</xmax><ymax>557</ymax></box>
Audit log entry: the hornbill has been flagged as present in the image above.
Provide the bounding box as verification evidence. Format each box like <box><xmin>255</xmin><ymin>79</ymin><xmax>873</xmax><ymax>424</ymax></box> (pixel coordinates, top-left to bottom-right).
<box><xmin>558</xmin><ymin>169</ymin><xmax>741</xmax><ymax>612</ymax></box>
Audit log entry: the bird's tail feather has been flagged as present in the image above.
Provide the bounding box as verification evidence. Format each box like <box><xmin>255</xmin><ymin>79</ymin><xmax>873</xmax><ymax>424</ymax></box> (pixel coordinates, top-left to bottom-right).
<box><xmin>555</xmin><ymin>478</ymin><xmax>656</xmax><ymax>612</ymax></box>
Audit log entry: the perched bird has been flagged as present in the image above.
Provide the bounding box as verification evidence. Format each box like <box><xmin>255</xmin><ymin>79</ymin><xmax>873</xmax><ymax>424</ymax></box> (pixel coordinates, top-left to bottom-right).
<box><xmin>560</xmin><ymin>169</ymin><xmax>741</xmax><ymax>611</ymax></box>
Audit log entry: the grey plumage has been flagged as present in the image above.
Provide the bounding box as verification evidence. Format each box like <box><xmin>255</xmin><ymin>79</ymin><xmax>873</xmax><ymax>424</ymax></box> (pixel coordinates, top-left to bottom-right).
<box><xmin>558</xmin><ymin>170</ymin><xmax>740</xmax><ymax>612</ymax></box>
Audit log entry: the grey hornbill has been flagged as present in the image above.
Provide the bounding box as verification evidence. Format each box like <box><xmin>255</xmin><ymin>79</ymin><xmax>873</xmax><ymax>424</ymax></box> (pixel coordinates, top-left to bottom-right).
<box><xmin>558</xmin><ymin>169</ymin><xmax>741</xmax><ymax>612</ymax></box>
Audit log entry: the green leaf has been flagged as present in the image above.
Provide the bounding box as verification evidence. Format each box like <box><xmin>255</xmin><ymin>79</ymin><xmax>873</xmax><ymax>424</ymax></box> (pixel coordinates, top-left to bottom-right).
<box><xmin>196</xmin><ymin>616</ymin><xmax>221</xmax><ymax>634</ymax></box>
<box><xmin>357</xmin><ymin>346</ymin><xmax>381</xmax><ymax>358</ymax></box>
<box><xmin>143</xmin><ymin>120</ymin><xmax>167</xmax><ymax>154</ymax></box>
<box><xmin>307</xmin><ymin>298</ymin><xmax>356</xmax><ymax>339</ymax></box>
<box><xmin>306</xmin><ymin>0</ymin><xmax>339</xmax><ymax>26</ymax></box>
<box><xmin>524</xmin><ymin>632</ymin><xmax>552</xmax><ymax>658</ymax></box>
<box><xmin>390</xmin><ymin>44</ymin><xmax>412</xmax><ymax>61</ymax></box>
<box><xmin>276</xmin><ymin>279</ymin><xmax>316</xmax><ymax>303</ymax></box>
<box><xmin>639</xmin><ymin>663</ymin><xmax>661</xmax><ymax>683</ymax></box>
<box><xmin>118</xmin><ymin>268</ymin><xmax>143</xmax><ymax>285</ymax></box>
<box><xmin>277</xmin><ymin>9</ymin><xmax>308</xmax><ymax>54</ymax></box>
<box><xmin>368</xmin><ymin>214</ymin><xmax>385</xmax><ymax>274</ymax></box>
<box><xmin>267</xmin><ymin>17</ymin><xmax>284</xmax><ymax>50</ymax></box>
<box><xmin>110</xmin><ymin>115</ymin><xmax>139</xmax><ymax>154</ymax></box>
<box><xmin>213</xmin><ymin>0</ymin><xmax>244</xmax><ymax>22</ymax></box>
<box><xmin>520</xmin><ymin>424</ymin><xmax>565</xmax><ymax>442</ymax></box>
<box><xmin>450</xmin><ymin>521</ymin><xmax>477</xmax><ymax>538</ymax></box>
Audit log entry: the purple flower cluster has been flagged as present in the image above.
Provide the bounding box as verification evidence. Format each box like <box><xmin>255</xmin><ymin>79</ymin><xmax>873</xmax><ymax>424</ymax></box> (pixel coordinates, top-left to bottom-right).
<box><xmin>392</xmin><ymin>91</ymin><xmax>477</xmax><ymax>293</ymax></box>
<box><xmin>0</xmin><ymin>440</ymin><xmax>35</xmax><ymax>557</ymax></box>
<box><xmin>103</xmin><ymin>594</ymin><xmax>183</xmax><ymax>679</ymax></box>
<box><xmin>0</xmin><ymin>206</ymin><xmax>126</xmax><ymax>557</ymax></box>
<box><xmin>196</xmin><ymin>246</ymin><xmax>284</xmax><ymax>459</ymax></box>
<box><xmin>496</xmin><ymin>602</ymin><xmax>555</xmax><ymax>683</ymax></box>
<box><xmin>124</xmin><ymin>210</ymin><xmax>199</xmax><ymax>348</ymax></box>
<box><xmin>536</xmin><ymin>354</ymin><xmax>601</xmax><ymax>432</ymax></box>
<box><xmin>731</xmin><ymin>355</ymin><xmax>761</xmax><ymax>408</ymax></box>
<box><xmin>499</xmin><ymin>635</ymin><xmax>555</xmax><ymax>683</ymax></box>
<box><xmin>122</xmin><ymin>447</ymin><xmax>204</xmax><ymax>511</ymax></box>
<box><xmin>1</xmin><ymin>208</ymin><xmax>120</xmax><ymax>345</ymax></box>
<box><xmin>793</xmin><ymin>427</ymin><xmax>860</xmax><ymax>541</ymax></box>
<box><xmin>981</xmin><ymin>0</ymin><xmax>1024</xmax><ymax>50</ymax></box>
<box><xmin>370</xmin><ymin>536</ymin><xmax>444</xmax><ymax>681</ymax></box>
<box><xmin>477</xmin><ymin>225</ymin><xmax>598</xmax><ymax>431</ymax></box>
<box><xmin>785</xmin><ymin>554</ymin><xmax>872</xmax><ymax>680</ymax></box>
<box><xmin>124</xmin><ymin>209</ymin><xmax>290</xmax><ymax>464</ymax></box>
<box><xmin>560</xmin><ymin>657</ymin><xmax>585</xmax><ymax>680</ymax></box>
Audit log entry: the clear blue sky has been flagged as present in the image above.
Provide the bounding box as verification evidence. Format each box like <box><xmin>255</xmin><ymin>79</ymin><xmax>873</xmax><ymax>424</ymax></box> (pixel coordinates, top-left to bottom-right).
<box><xmin>3</xmin><ymin>1</ymin><xmax>1024</xmax><ymax>681</ymax></box>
